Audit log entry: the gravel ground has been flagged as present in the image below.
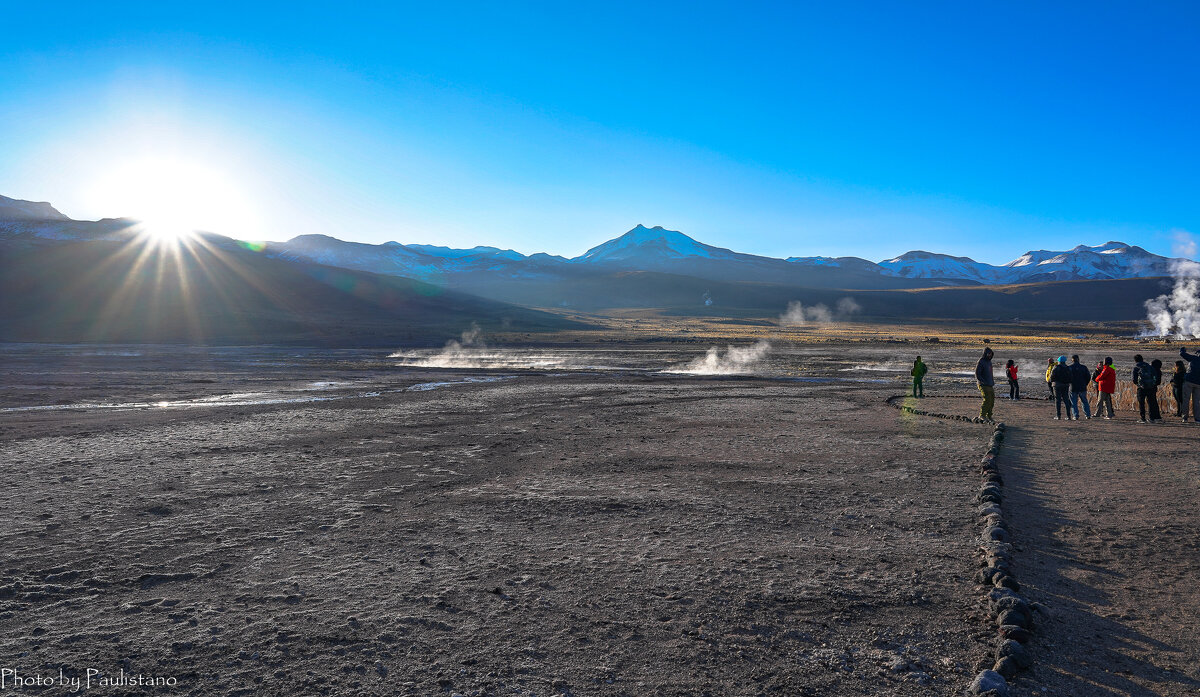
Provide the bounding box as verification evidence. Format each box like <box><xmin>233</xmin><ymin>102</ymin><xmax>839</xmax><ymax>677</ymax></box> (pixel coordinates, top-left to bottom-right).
<box><xmin>0</xmin><ymin>349</ymin><xmax>991</xmax><ymax>696</ymax></box>
<box><xmin>922</xmin><ymin>394</ymin><xmax>1200</xmax><ymax>697</ymax></box>
<box><xmin>3</xmin><ymin>342</ymin><xmax>1193</xmax><ymax>696</ymax></box>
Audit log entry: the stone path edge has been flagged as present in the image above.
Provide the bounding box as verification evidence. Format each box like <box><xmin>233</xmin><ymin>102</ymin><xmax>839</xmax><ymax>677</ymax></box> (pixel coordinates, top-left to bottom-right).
<box><xmin>885</xmin><ymin>394</ymin><xmax>1036</xmax><ymax>697</ymax></box>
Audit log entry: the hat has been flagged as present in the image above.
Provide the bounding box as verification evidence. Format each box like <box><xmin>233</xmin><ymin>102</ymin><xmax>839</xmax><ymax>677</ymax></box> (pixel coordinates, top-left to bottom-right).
<box><xmin>1058</xmin><ymin>356</ymin><xmax>1067</xmax><ymax>363</ymax></box>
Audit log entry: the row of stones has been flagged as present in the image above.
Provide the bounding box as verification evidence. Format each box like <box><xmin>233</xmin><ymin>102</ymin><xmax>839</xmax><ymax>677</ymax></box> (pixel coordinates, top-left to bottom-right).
<box><xmin>886</xmin><ymin>395</ymin><xmax>995</xmax><ymax>424</ymax></box>
<box><xmin>967</xmin><ymin>423</ymin><xmax>1037</xmax><ymax>697</ymax></box>
<box><xmin>882</xmin><ymin>396</ymin><xmax>1038</xmax><ymax>697</ymax></box>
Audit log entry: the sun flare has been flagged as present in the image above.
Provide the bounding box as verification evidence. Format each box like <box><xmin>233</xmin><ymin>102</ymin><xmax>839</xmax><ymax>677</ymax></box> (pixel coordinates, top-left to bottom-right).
<box><xmin>90</xmin><ymin>156</ymin><xmax>261</xmax><ymax>241</ymax></box>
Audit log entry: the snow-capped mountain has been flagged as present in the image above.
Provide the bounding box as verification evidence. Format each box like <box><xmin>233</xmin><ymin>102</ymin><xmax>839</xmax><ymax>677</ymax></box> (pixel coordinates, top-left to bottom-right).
<box><xmin>576</xmin><ymin>224</ymin><xmax>737</xmax><ymax>262</ymax></box>
<box><xmin>1002</xmin><ymin>242</ymin><xmax>1175</xmax><ymax>282</ymax></box>
<box><xmin>877</xmin><ymin>251</ymin><xmax>1008</xmax><ymax>284</ymax></box>
<box><xmin>785</xmin><ymin>255</ymin><xmax>890</xmax><ymax>276</ymax></box>
<box><xmin>879</xmin><ymin>242</ymin><xmax>1182</xmax><ymax>284</ymax></box>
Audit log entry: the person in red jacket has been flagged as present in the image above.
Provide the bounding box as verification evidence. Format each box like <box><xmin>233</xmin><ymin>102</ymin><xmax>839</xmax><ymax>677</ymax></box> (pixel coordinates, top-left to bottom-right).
<box><xmin>1094</xmin><ymin>356</ymin><xmax>1117</xmax><ymax>419</ymax></box>
<box><xmin>1005</xmin><ymin>359</ymin><xmax>1019</xmax><ymax>400</ymax></box>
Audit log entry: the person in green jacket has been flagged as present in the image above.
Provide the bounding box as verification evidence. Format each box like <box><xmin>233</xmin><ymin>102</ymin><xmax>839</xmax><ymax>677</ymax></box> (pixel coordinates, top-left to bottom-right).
<box><xmin>911</xmin><ymin>356</ymin><xmax>928</xmax><ymax>398</ymax></box>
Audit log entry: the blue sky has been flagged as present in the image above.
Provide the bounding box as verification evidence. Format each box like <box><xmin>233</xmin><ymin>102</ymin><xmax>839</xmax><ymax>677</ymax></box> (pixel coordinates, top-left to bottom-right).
<box><xmin>1</xmin><ymin>2</ymin><xmax>1197</xmax><ymax>263</ymax></box>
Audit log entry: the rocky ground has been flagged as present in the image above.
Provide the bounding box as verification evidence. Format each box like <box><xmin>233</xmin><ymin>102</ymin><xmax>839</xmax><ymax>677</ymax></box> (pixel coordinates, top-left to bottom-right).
<box><xmin>921</xmin><ymin>393</ymin><xmax>1200</xmax><ymax>697</ymax></box>
<box><xmin>0</xmin><ymin>342</ymin><xmax>1195</xmax><ymax>696</ymax></box>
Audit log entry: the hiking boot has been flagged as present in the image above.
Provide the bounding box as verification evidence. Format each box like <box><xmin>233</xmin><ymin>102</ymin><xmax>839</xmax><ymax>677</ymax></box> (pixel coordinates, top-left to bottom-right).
<box><xmin>1137</xmin><ymin>419</ymin><xmax>1147</xmax><ymax>424</ymax></box>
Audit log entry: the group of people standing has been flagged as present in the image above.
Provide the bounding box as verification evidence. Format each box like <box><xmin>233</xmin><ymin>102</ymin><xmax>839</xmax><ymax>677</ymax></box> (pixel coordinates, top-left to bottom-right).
<box><xmin>958</xmin><ymin>347</ymin><xmax>1200</xmax><ymax>424</ymax></box>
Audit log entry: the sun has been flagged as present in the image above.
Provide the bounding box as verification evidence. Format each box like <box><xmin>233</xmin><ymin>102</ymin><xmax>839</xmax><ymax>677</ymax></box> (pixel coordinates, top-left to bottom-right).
<box><xmin>90</xmin><ymin>156</ymin><xmax>261</xmax><ymax>242</ymax></box>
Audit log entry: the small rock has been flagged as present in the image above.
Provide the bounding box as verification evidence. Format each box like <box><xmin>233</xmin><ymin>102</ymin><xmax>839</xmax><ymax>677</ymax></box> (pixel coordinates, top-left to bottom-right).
<box><xmin>992</xmin><ymin>596</ymin><xmax>1030</xmax><ymax>617</ymax></box>
<box><xmin>976</xmin><ymin>567</ymin><xmax>1003</xmax><ymax>585</ymax></box>
<box><xmin>982</xmin><ymin>526</ymin><xmax>1009</xmax><ymax>542</ymax></box>
<box><xmin>997</xmin><ymin>639</ymin><xmax>1033</xmax><ymax>669</ymax></box>
<box><xmin>993</xmin><ymin>575</ymin><xmax>1020</xmax><ymax>592</ymax></box>
<box><xmin>968</xmin><ymin>669</ymin><xmax>1010</xmax><ymax>696</ymax></box>
<box><xmin>996</xmin><ymin>607</ymin><xmax>1032</xmax><ymax>629</ymax></box>
<box><xmin>998</xmin><ymin>624</ymin><xmax>1032</xmax><ymax>643</ymax></box>
<box><xmin>983</xmin><ymin>515</ymin><xmax>1007</xmax><ymax>529</ymax></box>
<box><xmin>993</xmin><ymin>655</ymin><xmax>1019</xmax><ymax>678</ymax></box>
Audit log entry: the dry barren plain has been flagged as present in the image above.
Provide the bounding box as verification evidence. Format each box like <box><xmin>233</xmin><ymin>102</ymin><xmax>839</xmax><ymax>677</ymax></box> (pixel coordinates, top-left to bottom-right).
<box><xmin>0</xmin><ymin>340</ymin><xmax>1196</xmax><ymax>696</ymax></box>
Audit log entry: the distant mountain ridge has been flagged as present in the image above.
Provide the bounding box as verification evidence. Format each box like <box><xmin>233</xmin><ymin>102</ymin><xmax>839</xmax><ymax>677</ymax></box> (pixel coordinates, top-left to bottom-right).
<box><xmin>271</xmin><ymin>221</ymin><xmax>1189</xmax><ymax>287</ymax></box>
<box><xmin>1</xmin><ymin>193</ymin><xmax>1191</xmax><ymax>293</ymax></box>
<box><xmin>2</xmin><ymin>194</ymin><xmax>1188</xmax><ymax>325</ymax></box>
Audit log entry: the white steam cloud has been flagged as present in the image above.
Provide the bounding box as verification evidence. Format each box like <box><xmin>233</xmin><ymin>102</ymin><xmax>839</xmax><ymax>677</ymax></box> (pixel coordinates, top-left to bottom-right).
<box><xmin>665</xmin><ymin>340</ymin><xmax>771</xmax><ymax>375</ymax></box>
<box><xmin>780</xmin><ymin>297</ymin><xmax>861</xmax><ymax>327</ymax></box>
<box><xmin>390</xmin><ymin>323</ymin><xmax>491</xmax><ymax>368</ymax></box>
<box><xmin>1142</xmin><ymin>233</ymin><xmax>1200</xmax><ymax>338</ymax></box>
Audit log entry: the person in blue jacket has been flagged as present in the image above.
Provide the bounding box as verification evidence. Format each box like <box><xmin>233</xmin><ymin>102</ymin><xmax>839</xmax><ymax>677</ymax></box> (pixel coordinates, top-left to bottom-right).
<box><xmin>1050</xmin><ymin>356</ymin><xmax>1072</xmax><ymax>420</ymax></box>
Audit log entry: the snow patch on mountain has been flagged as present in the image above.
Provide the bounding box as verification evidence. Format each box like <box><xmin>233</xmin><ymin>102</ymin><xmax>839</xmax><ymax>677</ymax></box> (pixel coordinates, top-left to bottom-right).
<box><xmin>575</xmin><ymin>225</ymin><xmax>731</xmax><ymax>262</ymax></box>
<box><xmin>407</xmin><ymin>244</ymin><xmax>526</xmax><ymax>261</ymax></box>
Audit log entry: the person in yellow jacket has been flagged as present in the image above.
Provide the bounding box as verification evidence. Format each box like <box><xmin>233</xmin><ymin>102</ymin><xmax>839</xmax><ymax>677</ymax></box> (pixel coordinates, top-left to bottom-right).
<box><xmin>1044</xmin><ymin>358</ymin><xmax>1056</xmax><ymax>397</ymax></box>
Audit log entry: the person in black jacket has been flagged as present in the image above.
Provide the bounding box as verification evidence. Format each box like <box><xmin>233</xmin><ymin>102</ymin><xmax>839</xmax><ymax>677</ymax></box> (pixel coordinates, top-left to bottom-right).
<box><xmin>1180</xmin><ymin>348</ymin><xmax>1200</xmax><ymax>422</ymax></box>
<box><xmin>975</xmin><ymin>347</ymin><xmax>996</xmax><ymax>422</ymax></box>
<box><xmin>1051</xmin><ymin>356</ymin><xmax>1073</xmax><ymax>420</ymax></box>
<box><xmin>1171</xmin><ymin>360</ymin><xmax>1187</xmax><ymax>417</ymax></box>
<box><xmin>1067</xmin><ymin>355</ymin><xmax>1092</xmax><ymax>420</ymax></box>
<box><xmin>1132</xmin><ymin>354</ymin><xmax>1162</xmax><ymax>424</ymax></box>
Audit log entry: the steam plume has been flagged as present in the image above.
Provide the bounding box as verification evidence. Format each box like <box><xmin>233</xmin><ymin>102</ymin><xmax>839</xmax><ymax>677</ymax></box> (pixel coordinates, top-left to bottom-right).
<box><xmin>1143</xmin><ymin>234</ymin><xmax>1200</xmax><ymax>338</ymax></box>
<box><xmin>667</xmin><ymin>340</ymin><xmax>771</xmax><ymax>375</ymax></box>
<box><xmin>780</xmin><ymin>296</ymin><xmax>861</xmax><ymax>327</ymax></box>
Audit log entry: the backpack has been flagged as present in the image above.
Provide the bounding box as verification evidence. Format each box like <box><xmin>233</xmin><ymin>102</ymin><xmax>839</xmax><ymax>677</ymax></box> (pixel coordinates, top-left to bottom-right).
<box><xmin>1137</xmin><ymin>363</ymin><xmax>1158</xmax><ymax>390</ymax></box>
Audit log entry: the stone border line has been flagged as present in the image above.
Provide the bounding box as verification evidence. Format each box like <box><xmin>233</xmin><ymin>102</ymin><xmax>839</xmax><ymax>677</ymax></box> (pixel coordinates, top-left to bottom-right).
<box><xmin>885</xmin><ymin>395</ymin><xmax>1035</xmax><ymax>697</ymax></box>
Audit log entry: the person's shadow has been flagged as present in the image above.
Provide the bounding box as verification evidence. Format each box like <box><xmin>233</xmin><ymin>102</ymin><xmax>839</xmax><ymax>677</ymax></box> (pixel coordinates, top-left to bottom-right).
<box><xmin>997</xmin><ymin>425</ymin><xmax>1200</xmax><ymax>696</ymax></box>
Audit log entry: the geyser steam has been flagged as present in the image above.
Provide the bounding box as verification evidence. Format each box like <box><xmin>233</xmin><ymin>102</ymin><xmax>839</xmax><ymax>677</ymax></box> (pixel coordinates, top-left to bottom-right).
<box><xmin>667</xmin><ymin>340</ymin><xmax>771</xmax><ymax>375</ymax></box>
<box><xmin>780</xmin><ymin>297</ymin><xmax>861</xmax><ymax>327</ymax></box>
<box><xmin>1143</xmin><ymin>234</ymin><xmax>1200</xmax><ymax>338</ymax></box>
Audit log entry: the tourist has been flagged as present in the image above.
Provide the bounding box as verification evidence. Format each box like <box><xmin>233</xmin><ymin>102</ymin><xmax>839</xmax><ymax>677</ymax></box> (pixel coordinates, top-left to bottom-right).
<box><xmin>975</xmin><ymin>347</ymin><xmax>995</xmax><ymax>422</ymax></box>
<box><xmin>1180</xmin><ymin>348</ymin><xmax>1200</xmax><ymax>423</ymax></box>
<box><xmin>911</xmin><ymin>356</ymin><xmax>927</xmax><ymax>398</ymax></box>
<box><xmin>1132</xmin><ymin>354</ymin><xmax>1162</xmax><ymax>424</ymax></box>
<box><xmin>1051</xmin><ymin>356</ymin><xmax>1072</xmax><ymax>420</ymax></box>
<box><xmin>1005</xmin><ymin>359</ymin><xmax>1019</xmax><ymax>400</ymax></box>
<box><xmin>1094</xmin><ymin>357</ymin><xmax>1116</xmax><ymax>419</ymax></box>
<box><xmin>1068</xmin><ymin>355</ymin><xmax>1092</xmax><ymax>419</ymax></box>
<box><xmin>1045</xmin><ymin>358</ymin><xmax>1056</xmax><ymax>397</ymax></box>
<box><xmin>1151</xmin><ymin>359</ymin><xmax>1165</xmax><ymax>424</ymax></box>
<box><xmin>1171</xmin><ymin>360</ymin><xmax>1187</xmax><ymax>417</ymax></box>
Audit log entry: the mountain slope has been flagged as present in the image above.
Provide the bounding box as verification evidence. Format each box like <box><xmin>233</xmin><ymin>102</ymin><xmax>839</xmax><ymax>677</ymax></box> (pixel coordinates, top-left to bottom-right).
<box><xmin>0</xmin><ymin>235</ymin><xmax>586</xmax><ymax>345</ymax></box>
<box><xmin>0</xmin><ymin>194</ymin><xmax>70</xmax><ymax>221</ymax></box>
<box><xmin>575</xmin><ymin>224</ymin><xmax>736</xmax><ymax>262</ymax></box>
<box><xmin>878</xmin><ymin>251</ymin><xmax>999</xmax><ymax>284</ymax></box>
